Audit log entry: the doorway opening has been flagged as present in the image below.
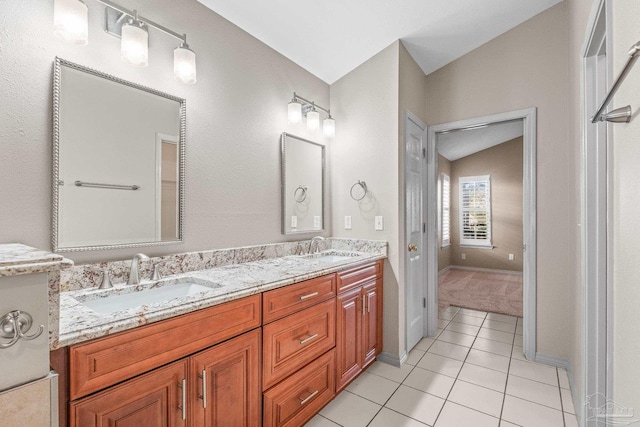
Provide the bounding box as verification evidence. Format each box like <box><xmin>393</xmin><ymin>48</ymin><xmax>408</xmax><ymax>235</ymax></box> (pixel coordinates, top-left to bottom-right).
<box><xmin>426</xmin><ymin>108</ymin><xmax>537</xmax><ymax>360</ymax></box>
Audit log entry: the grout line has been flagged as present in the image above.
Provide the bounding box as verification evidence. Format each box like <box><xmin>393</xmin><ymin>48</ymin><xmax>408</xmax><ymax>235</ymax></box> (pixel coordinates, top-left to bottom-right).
<box><xmin>557</xmin><ymin>368</ymin><xmax>567</xmax><ymax>427</ymax></box>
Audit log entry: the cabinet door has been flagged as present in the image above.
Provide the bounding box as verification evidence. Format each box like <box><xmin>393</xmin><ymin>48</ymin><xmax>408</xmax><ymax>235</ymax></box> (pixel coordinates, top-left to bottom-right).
<box><xmin>190</xmin><ymin>329</ymin><xmax>261</xmax><ymax>427</ymax></box>
<box><xmin>335</xmin><ymin>287</ymin><xmax>363</xmax><ymax>392</ymax></box>
<box><xmin>362</xmin><ymin>280</ymin><xmax>381</xmax><ymax>367</ymax></box>
<box><xmin>70</xmin><ymin>360</ymin><xmax>187</xmax><ymax>427</ymax></box>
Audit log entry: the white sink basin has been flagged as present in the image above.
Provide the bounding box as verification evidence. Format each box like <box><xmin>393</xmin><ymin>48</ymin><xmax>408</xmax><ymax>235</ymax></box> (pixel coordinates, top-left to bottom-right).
<box><xmin>79</xmin><ymin>281</ymin><xmax>220</xmax><ymax>314</ymax></box>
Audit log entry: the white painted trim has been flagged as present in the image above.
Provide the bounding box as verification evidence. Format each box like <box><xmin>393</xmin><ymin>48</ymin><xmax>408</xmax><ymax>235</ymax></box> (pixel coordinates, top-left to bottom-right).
<box><xmin>535</xmin><ymin>353</ymin><xmax>570</xmax><ymax>370</ymax></box>
<box><xmin>448</xmin><ymin>265</ymin><xmax>523</xmax><ymax>275</ymax></box>
<box><xmin>377</xmin><ymin>351</ymin><xmax>407</xmax><ymax>368</ymax></box>
<box><xmin>426</xmin><ymin>107</ymin><xmax>537</xmax><ymax>361</ymax></box>
<box><xmin>155</xmin><ymin>133</ymin><xmax>179</xmax><ymax>241</ymax></box>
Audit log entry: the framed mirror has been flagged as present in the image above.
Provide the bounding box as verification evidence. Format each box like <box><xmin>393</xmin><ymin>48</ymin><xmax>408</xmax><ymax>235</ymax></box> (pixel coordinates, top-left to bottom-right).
<box><xmin>281</xmin><ymin>133</ymin><xmax>325</xmax><ymax>234</ymax></box>
<box><xmin>52</xmin><ymin>58</ymin><xmax>186</xmax><ymax>252</ymax></box>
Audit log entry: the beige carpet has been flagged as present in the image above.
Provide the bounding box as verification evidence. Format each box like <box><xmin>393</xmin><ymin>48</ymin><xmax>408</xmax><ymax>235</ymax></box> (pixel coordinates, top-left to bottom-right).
<box><xmin>438</xmin><ymin>268</ymin><xmax>523</xmax><ymax>317</ymax></box>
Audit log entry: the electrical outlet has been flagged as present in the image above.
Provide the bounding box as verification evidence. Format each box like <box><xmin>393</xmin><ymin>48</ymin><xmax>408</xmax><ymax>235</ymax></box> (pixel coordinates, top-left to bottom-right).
<box><xmin>375</xmin><ymin>216</ymin><xmax>384</xmax><ymax>231</ymax></box>
<box><xmin>313</xmin><ymin>216</ymin><xmax>321</xmax><ymax>229</ymax></box>
<box><xmin>509</xmin><ymin>253</ymin><xmax>515</xmax><ymax>261</ymax></box>
<box><xmin>291</xmin><ymin>216</ymin><xmax>297</xmax><ymax>228</ymax></box>
<box><xmin>461</xmin><ymin>253</ymin><xmax>466</xmax><ymax>260</ymax></box>
<box><xmin>345</xmin><ymin>216</ymin><xmax>352</xmax><ymax>230</ymax></box>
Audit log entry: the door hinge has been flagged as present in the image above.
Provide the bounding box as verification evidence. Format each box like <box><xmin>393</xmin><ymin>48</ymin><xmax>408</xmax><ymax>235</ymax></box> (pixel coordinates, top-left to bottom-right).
<box><xmin>423</xmin><ymin>223</ymin><xmax>426</xmax><ymax>233</ymax></box>
<box><xmin>422</xmin><ymin>147</ymin><xmax>426</xmax><ymax>158</ymax></box>
<box><xmin>423</xmin><ymin>298</ymin><xmax>426</xmax><ymax>308</ymax></box>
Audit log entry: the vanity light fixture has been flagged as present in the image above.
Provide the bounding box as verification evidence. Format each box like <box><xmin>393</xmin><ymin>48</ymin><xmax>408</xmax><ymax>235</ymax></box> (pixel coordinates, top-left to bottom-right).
<box><xmin>53</xmin><ymin>0</ymin><xmax>89</xmax><ymax>45</ymax></box>
<box><xmin>53</xmin><ymin>0</ymin><xmax>197</xmax><ymax>84</ymax></box>
<box><xmin>288</xmin><ymin>93</ymin><xmax>336</xmax><ymax>138</ymax></box>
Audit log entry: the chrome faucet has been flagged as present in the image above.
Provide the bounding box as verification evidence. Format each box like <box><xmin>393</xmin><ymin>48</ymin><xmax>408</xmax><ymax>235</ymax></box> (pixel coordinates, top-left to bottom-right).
<box><xmin>309</xmin><ymin>236</ymin><xmax>325</xmax><ymax>254</ymax></box>
<box><xmin>128</xmin><ymin>253</ymin><xmax>149</xmax><ymax>285</ymax></box>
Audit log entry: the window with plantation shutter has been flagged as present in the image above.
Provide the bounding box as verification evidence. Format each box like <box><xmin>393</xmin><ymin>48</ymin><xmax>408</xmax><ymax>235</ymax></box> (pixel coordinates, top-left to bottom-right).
<box><xmin>441</xmin><ymin>174</ymin><xmax>450</xmax><ymax>247</ymax></box>
<box><xmin>459</xmin><ymin>175</ymin><xmax>492</xmax><ymax>247</ymax></box>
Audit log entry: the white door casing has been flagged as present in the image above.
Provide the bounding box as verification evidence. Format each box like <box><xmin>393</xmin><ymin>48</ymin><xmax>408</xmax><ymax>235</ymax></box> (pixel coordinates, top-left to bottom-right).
<box><xmin>405</xmin><ymin>112</ymin><xmax>426</xmax><ymax>352</ymax></box>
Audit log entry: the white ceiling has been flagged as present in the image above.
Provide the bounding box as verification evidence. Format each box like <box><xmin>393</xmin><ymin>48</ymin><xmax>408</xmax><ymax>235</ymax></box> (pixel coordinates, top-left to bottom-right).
<box><xmin>437</xmin><ymin>120</ymin><xmax>523</xmax><ymax>161</ymax></box>
<box><xmin>197</xmin><ymin>0</ymin><xmax>562</xmax><ymax>83</ymax></box>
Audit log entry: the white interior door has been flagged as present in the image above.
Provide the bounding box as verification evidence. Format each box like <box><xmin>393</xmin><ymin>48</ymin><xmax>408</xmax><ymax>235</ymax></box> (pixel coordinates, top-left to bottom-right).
<box><xmin>405</xmin><ymin>113</ymin><xmax>426</xmax><ymax>352</ymax></box>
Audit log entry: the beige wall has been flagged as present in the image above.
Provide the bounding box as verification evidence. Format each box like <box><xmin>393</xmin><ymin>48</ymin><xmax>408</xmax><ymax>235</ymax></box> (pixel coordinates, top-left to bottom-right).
<box><xmin>330</xmin><ymin>42</ymin><xmax>402</xmax><ymax>357</ymax></box>
<box><xmin>449</xmin><ymin>138</ymin><xmax>523</xmax><ymax>272</ymax></box>
<box><xmin>437</xmin><ymin>155</ymin><xmax>452</xmax><ymax>271</ymax></box>
<box><xmin>611</xmin><ymin>0</ymin><xmax>640</xmax><ymax>416</ymax></box>
<box><xmin>0</xmin><ymin>0</ymin><xmax>329</xmax><ymax>264</ymax></box>
<box><xmin>426</xmin><ymin>3</ymin><xmax>572</xmax><ymax>358</ymax></box>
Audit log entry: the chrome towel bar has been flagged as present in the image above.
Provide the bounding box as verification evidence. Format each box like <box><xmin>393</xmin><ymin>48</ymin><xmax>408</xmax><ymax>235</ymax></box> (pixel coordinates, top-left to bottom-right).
<box><xmin>74</xmin><ymin>180</ymin><xmax>140</xmax><ymax>190</ymax></box>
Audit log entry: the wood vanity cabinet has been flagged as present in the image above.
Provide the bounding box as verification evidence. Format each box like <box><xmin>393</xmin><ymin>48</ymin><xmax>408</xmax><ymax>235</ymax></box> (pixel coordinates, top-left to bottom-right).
<box><xmin>335</xmin><ymin>260</ymin><xmax>383</xmax><ymax>392</ymax></box>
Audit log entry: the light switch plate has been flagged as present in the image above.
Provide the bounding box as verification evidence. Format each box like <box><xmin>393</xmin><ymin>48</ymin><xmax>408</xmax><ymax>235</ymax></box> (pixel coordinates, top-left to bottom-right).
<box><xmin>313</xmin><ymin>216</ymin><xmax>321</xmax><ymax>229</ymax></box>
<box><xmin>291</xmin><ymin>216</ymin><xmax>297</xmax><ymax>228</ymax></box>
<box><xmin>375</xmin><ymin>216</ymin><xmax>384</xmax><ymax>231</ymax></box>
<box><xmin>509</xmin><ymin>254</ymin><xmax>515</xmax><ymax>261</ymax></box>
<box><xmin>345</xmin><ymin>216</ymin><xmax>352</xmax><ymax>230</ymax></box>
<box><xmin>461</xmin><ymin>253</ymin><xmax>466</xmax><ymax>260</ymax></box>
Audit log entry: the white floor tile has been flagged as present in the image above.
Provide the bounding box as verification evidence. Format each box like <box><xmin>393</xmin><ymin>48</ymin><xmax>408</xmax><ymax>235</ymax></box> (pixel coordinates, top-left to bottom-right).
<box><xmin>499</xmin><ymin>422</ymin><xmax>520</xmax><ymax>427</ymax></box>
<box><xmin>304</xmin><ymin>415</ymin><xmax>341</xmax><ymax>426</ymax></box>
<box><xmin>483</xmin><ymin>319</ymin><xmax>517</xmax><ymax>333</ymax></box>
<box><xmin>477</xmin><ymin>327</ymin><xmax>515</xmax><ymax>344</ymax></box>
<box><xmin>385</xmin><ymin>384</ymin><xmax>445</xmax><ymax>426</ymax></box>
<box><xmin>457</xmin><ymin>308</ymin><xmax>488</xmax><ymax>318</ymax></box>
<box><xmin>437</xmin><ymin>330</ymin><xmax>476</xmax><ymax>347</ymax></box>
<box><xmin>416</xmin><ymin>353</ymin><xmax>463</xmax><ymax>378</ymax></box>
<box><xmin>501</xmin><ymin>395</ymin><xmax>564</xmax><ymax>427</ymax></box>
<box><xmin>564</xmin><ymin>412</ymin><xmax>579</xmax><ymax>427</ymax></box>
<box><xmin>511</xmin><ymin>346</ymin><xmax>526</xmax><ymax>361</ymax></box>
<box><xmin>442</xmin><ymin>306</ymin><xmax>460</xmax><ymax>315</ymax></box>
<box><xmin>486</xmin><ymin>313</ymin><xmax>518</xmax><ymax>324</ymax></box>
<box><xmin>368</xmin><ymin>407</ymin><xmax>429</xmax><ymax>427</ymax></box>
<box><xmin>513</xmin><ymin>334</ymin><xmax>523</xmax><ymax>347</ymax></box>
<box><xmin>445</xmin><ymin>321</ymin><xmax>481</xmax><ymax>336</ymax></box>
<box><xmin>346</xmin><ymin>371</ymin><xmax>400</xmax><ymax>405</ymax></box>
<box><xmin>438</xmin><ymin>319</ymin><xmax>449</xmax><ymax>329</ymax></box>
<box><xmin>367</xmin><ymin>361</ymin><xmax>413</xmax><ymax>383</ymax></box>
<box><xmin>319</xmin><ymin>391</ymin><xmax>381</xmax><ymax>427</ymax></box>
<box><xmin>403</xmin><ymin>366</ymin><xmax>455</xmax><ymax>398</ymax></box>
<box><xmin>452</xmin><ymin>314</ymin><xmax>485</xmax><ymax>326</ymax></box>
<box><xmin>558</xmin><ymin>369</ymin><xmax>571</xmax><ymax>389</ymax></box>
<box><xmin>458</xmin><ymin>363</ymin><xmax>507</xmax><ymax>392</ymax></box>
<box><xmin>473</xmin><ymin>337</ymin><xmax>513</xmax><ymax>357</ymax></box>
<box><xmin>406</xmin><ymin>348</ymin><xmax>426</xmax><ymax>366</ymax></box>
<box><xmin>439</xmin><ymin>311</ymin><xmax>455</xmax><ymax>321</ymax></box>
<box><xmin>414</xmin><ymin>337</ymin><xmax>435</xmax><ymax>351</ymax></box>
<box><xmin>509</xmin><ymin>359</ymin><xmax>558</xmax><ymax>386</ymax></box>
<box><xmin>506</xmin><ymin>374</ymin><xmax>562</xmax><ymax>410</ymax></box>
<box><xmin>465</xmin><ymin>348</ymin><xmax>511</xmax><ymax>373</ymax></box>
<box><xmin>515</xmin><ymin>323</ymin><xmax>523</xmax><ymax>336</ymax></box>
<box><xmin>561</xmin><ymin>387</ymin><xmax>575</xmax><ymax>414</ymax></box>
<box><xmin>448</xmin><ymin>379</ymin><xmax>505</xmax><ymax>418</ymax></box>
<box><xmin>435</xmin><ymin>401</ymin><xmax>499</xmax><ymax>427</ymax></box>
<box><xmin>428</xmin><ymin>340</ymin><xmax>470</xmax><ymax>361</ymax></box>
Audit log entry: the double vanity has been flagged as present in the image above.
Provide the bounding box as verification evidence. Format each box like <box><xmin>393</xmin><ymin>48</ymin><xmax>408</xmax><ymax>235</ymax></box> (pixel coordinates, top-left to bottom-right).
<box><xmin>46</xmin><ymin>239</ymin><xmax>386</xmax><ymax>426</ymax></box>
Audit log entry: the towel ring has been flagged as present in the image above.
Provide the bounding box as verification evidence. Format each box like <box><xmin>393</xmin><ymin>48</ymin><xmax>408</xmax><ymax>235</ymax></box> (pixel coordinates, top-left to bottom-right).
<box><xmin>350</xmin><ymin>180</ymin><xmax>368</xmax><ymax>201</ymax></box>
<box><xmin>294</xmin><ymin>185</ymin><xmax>308</xmax><ymax>203</ymax></box>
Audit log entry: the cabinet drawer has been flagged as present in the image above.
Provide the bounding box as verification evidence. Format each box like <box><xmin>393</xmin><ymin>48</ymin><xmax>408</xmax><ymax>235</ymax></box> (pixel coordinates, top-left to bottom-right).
<box><xmin>337</xmin><ymin>261</ymin><xmax>382</xmax><ymax>293</ymax></box>
<box><xmin>70</xmin><ymin>295</ymin><xmax>261</xmax><ymax>400</ymax></box>
<box><xmin>263</xmin><ymin>299</ymin><xmax>335</xmax><ymax>390</ymax></box>
<box><xmin>263</xmin><ymin>274</ymin><xmax>336</xmax><ymax>323</ymax></box>
<box><xmin>263</xmin><ymin>350</ymin><xmax>335</xmax><ymax>427</ymax></box>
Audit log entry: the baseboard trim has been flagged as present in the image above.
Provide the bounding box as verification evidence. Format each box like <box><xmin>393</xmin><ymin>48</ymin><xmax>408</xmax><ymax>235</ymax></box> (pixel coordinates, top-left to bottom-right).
<box><xmin>534</xmin><ymin>352</ymin><xmax>570</xmax><ymax>370</ymax></box>
<box><xmin>439</xmin><ymin>266</ymin><xmax>451</xmax><ymax>275</ymax></box>
<box><xmin>450</xmin><ymin>265</ymin><xmax>523</xmax><ymax>275</ymax></box>
<box><xmin>377</xmin><ymin>351</ymin><xmax>406</xmax><ymax>368</ymax></box>
<box><xmin>535</xmin><ymin>354</ymin><xmax>582</xmax><ymax>425</ymax></box>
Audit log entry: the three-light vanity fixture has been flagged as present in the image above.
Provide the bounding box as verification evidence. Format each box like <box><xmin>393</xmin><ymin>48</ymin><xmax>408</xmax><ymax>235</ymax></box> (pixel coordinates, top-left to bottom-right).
<box><xmin>53</xmin><ymin>0</ymin><xmax>197</xmax><ymax>84</ymax></box>
<box><xmin>288</xmin><ymin>93</ymin><xmax>336</xmax><ymax>138</ymax></box>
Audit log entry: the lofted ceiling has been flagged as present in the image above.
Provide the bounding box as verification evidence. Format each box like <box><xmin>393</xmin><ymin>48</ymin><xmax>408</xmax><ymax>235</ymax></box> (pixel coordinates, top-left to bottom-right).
<box><xmin>437</xmin><ymin>120</ymin><xmax>523</xmax><ymax>162</ymax></box>
<box><xmin>197</xmin><ymin>0</ymin><xmax>563</xmax><ymax>83</ymax></box>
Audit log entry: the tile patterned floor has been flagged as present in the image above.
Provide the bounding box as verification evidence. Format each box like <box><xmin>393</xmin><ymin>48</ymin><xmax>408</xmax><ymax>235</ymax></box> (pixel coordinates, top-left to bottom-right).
<box><xmin>305</xmin><ymin>307</ymin><xmax>578</xmax><ymax>427</ymax></box>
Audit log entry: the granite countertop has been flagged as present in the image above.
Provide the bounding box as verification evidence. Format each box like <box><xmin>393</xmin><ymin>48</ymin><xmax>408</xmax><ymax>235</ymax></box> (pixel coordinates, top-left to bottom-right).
<box><xmin>0</xmin><ymin>243</ymin><xmax>72</xmax><ymax>277</ymax></box>
<box><xmin>59</xmin><ymin>250</ymin><xmax>385</xmax><ymax>347</ymax></box>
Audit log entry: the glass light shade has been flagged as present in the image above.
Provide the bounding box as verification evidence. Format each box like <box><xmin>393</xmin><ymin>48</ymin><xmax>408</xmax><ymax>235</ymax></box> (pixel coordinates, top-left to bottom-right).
<box><xmin>121</xmin><ymin>22</ymin><xmax>149</xmax><ymax>67</ymax></box>
<box><xmin>323</xmin><ymin>117</ymin><xmax>336</xmax><ymax>138</ymax></box>
<box><xmin>306</xmin><ymin>110</ymin><xmax>320</xmax><ymax>131</ymax></box>
<box><xmin>288</xmin><ymin>101</ymin><xmax>302</xmax><ymax>123</ymax></box>
<box><xmin>174</xmin><ymin>46</ymin><xmax>197</xmax><ymax>84</ymax></box>
<box><xmin>53</xmin><ymin>0</ymin><xmax>88</xmax><ymax>45</ymax></box>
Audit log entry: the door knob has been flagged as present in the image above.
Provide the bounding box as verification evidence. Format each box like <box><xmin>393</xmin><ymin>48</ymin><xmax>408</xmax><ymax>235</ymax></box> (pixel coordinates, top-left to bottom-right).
<box><xmin>408</xmin><ymin>244</ymin><xmax>418</xmax><ymax>252</ymax></box>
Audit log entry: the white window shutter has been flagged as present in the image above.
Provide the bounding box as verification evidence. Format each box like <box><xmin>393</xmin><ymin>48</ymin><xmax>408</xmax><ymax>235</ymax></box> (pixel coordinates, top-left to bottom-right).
<box><xmin>459</xmin><ymin>175</ymin><xmax>492</xmax><ymax>247</ymax></box>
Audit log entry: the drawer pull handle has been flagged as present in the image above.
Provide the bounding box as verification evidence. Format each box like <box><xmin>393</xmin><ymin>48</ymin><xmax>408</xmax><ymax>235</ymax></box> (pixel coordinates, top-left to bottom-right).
<box><xmin>177</xmin><ymin>378</ymin><xmax>187</xmax><ymax>420</ymax></box>
<box><xmin>198</xmin><ymin>369</ymin><xmax>207</xmax><ymax>409</ymax></box>
<box><xmin>299</xmin><ymin>291</ymin><xmax>319</xmax><ymax>301</ymax></box>
<box><xmin>362</xmin><ymin>295</ymin><xmax>366</xmax><ymax>315</ymax></box>
<box><xmin>299</xmin><ymin>389</ymin><xmax>319</xmax><ymax>405</ymax></box>
<box><xmin>368</xmin><ymin>294</ymin><xmax>372</xmax><ymax>313</ymax></box>
<box><xmin>299</xmin><ymin>333</ymin><xmax>319</xmax><ymax>345</ymax></box>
